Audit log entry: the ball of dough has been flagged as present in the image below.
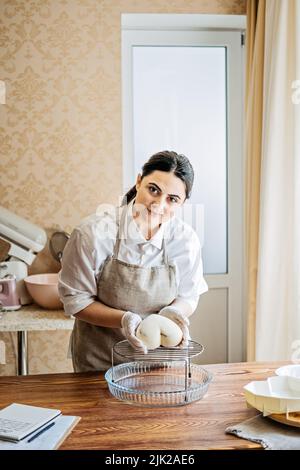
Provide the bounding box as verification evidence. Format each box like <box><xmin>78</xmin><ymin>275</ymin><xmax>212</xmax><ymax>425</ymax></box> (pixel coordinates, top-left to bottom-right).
<box><xmin>136</xmin><ymin>314</ymin><xmax>183</xmax><ymax>349</ymax></box>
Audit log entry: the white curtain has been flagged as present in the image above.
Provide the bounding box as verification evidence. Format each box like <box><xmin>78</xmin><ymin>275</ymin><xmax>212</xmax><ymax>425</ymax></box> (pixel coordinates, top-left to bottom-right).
<box><xmin>256</xmin><ymin>0</ymin><xmax>300</xmax><ymax>360</ymax></box>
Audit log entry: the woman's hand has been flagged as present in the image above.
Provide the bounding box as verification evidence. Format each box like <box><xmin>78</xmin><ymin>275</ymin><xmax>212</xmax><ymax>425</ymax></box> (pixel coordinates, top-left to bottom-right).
<box><xmin>121</xmin><ymin>311</ymin><xmax>148</xmax><ymax>353</ymax></box>
<box><xmin>158</xmin><ymin>306</ymin><xmax>190</xmax><ymax>348</ymax></box>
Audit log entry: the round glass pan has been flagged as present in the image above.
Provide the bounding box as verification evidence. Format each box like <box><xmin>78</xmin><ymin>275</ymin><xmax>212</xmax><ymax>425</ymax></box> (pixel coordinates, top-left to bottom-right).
<box><xmin>105</xmin><ymin>361</ymin><xmax>212</xmax><ymax>407</ymax></box>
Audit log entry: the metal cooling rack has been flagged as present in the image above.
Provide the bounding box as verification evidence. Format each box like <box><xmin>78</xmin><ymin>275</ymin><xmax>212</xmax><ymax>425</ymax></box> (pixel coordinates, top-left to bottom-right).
<box><xmin>112</xmin><ymin>339</ymin><xmax>203</xmax><ymax>363</ymax></box>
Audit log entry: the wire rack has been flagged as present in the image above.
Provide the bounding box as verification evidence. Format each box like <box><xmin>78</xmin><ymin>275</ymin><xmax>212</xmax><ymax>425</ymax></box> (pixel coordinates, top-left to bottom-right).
<box><xmin>112</xmin><ymin>339</ymin><xmax>204</xmax><ymax>363</ymax></box>
<box><xmin>106</xmin><ymin>340</ymin><xmax>209</xmax><ymax>406</ymax></box>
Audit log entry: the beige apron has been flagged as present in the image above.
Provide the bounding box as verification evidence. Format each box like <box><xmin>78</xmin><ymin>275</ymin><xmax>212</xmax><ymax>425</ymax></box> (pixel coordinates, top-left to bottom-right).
<box><xmin>71</xmin><ymin>208</ymin><xmax>177</xmax><ymax>372</ymax></box>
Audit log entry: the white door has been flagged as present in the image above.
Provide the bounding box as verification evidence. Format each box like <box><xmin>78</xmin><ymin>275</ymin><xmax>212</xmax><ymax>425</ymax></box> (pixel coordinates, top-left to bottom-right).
<box><xmin>122</xmin><ymin>16</ymin><xmax>245</xmax><ymax>363</ymax></box>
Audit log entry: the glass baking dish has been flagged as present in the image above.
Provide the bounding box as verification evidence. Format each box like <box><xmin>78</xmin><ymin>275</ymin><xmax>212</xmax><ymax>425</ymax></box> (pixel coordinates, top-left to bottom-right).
<box><xmin>105</xmin><ymin>361</ymin><xmax>212</xmax><ymax>407</ymax></box>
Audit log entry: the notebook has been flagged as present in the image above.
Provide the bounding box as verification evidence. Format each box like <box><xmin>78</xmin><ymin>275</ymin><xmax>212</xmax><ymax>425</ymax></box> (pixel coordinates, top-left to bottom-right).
<box><xmin>0</xmin><ymin>403</ymin><xmax>61</xmax><ymax>442</ymax></box>
<box><xmin>0</xmin><ymin>415</ymin><xmax>81</xmax><ymax>450</ymax></box>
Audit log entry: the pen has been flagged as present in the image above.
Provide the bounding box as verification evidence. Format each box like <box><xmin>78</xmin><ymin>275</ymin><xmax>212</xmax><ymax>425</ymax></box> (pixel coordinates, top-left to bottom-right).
<box><xmin>27</xmin><ymin>421</ymin><xmax>55</xmax><ymax>443</ymax></box>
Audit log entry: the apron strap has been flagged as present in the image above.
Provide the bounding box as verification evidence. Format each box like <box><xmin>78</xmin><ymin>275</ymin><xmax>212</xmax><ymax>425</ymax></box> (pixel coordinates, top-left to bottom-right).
<box><xmin>113</xmin><ymin>205</ymin><xmax>125</xmax><ymax>258</ymax></box>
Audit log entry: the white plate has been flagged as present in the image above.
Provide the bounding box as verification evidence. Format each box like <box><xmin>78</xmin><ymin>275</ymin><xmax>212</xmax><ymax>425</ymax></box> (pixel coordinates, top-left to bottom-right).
<box><xmin>244</xmin><ymin>376</ymin><xmax>300</xmax><ymax>415</ymax></box>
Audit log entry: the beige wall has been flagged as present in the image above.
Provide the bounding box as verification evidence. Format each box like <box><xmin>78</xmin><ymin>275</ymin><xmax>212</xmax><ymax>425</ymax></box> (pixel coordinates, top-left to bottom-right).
<box><xmin>0</xmin><ymin>0</ymin><xmax>246</xmax><ymax>375</ymax></box>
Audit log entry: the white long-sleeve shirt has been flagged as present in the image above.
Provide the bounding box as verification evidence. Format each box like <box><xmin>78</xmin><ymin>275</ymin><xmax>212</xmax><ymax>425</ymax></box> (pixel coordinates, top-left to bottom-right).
<box><xmin>58</xmin><ymin>201</ymin><xmax>208</xmax><ymax>316</ymax></box>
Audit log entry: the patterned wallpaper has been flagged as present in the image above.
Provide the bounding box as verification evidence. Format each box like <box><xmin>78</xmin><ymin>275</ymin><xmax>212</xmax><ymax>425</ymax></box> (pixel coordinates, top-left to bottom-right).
<box><xmin>0</xmin><ymin>0</ymin><xmax>246</xmax><ymax>376</ymax></box>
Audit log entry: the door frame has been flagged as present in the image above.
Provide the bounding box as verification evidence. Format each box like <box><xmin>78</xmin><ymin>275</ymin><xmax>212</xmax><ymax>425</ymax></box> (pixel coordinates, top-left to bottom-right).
<box><xmin>121</xmin><ymin>14</ymin><xmax>246</xmax><ymax>362</ymax></box>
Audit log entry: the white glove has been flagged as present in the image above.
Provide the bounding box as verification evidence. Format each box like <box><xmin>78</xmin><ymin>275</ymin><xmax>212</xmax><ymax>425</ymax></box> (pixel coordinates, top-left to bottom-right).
<box><xmin>159</xmin><ymin>306</ymin><xmax>190</xmax><ymax>348</ymax></box>
<box><xmin>121</xmin><ymin>311</ymin><xmax>148</xmax><ymax>353</ymax></box>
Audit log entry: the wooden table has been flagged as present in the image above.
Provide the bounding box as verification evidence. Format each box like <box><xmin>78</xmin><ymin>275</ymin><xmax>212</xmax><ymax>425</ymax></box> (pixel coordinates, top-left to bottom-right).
<box><xmin>0</xmin><ymin>361</ymin><xmax>288</xmax><ymax>450</ymax></box>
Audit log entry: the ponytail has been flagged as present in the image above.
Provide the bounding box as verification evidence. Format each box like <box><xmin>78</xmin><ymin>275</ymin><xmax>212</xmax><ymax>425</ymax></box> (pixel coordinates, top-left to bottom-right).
<box><xmin>121</xmin><ymin>185</ymin><xmax>137</xmax><ymax>205</ymax></box>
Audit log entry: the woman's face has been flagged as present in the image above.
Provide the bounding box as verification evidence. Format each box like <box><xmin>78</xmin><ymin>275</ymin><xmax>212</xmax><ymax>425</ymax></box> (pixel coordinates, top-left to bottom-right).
<box><xmin>134</xmin><ymin>170</ymin><xmax>186</xmax><ymax>224</ymax></box>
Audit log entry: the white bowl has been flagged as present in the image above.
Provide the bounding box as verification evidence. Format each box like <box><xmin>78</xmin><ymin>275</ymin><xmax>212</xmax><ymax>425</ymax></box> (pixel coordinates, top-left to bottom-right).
<box><xmin>24</xmin><ymin>273</ymin><xmax>63</xmax><ymax>310</ymax></box>
<box><xmin>244</xmin><ymin>376</ymin><xmax>300</xmax><ymax>415</ymax></box>
<box><xmin>275</xmin><ymin>365</ymin><xmax>300</xmax><ymax>392</ymax></box>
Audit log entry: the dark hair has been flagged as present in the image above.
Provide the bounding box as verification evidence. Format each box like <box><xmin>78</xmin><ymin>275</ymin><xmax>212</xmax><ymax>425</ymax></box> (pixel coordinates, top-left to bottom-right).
<box><xmin>122</xmin><ymin>150</ymin><xmax>194</xmax><ymax>205</ymax></box>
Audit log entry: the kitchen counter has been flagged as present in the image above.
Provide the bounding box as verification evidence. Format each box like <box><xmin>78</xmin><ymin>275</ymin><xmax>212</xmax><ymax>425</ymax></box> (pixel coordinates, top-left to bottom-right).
<box><xmin>0</xmin><ymin>304</ymin><xmax>74</xmax><ymax>331</ymax></box>
<box><xmin>0</xmin><ymin>304</ymin><xmax>74</xmax><ymax>375</ymax></box>
<box><xmin>0</xmin><ymin>361</ymin><xmax>288</xmax><ymax>450</ymax></box>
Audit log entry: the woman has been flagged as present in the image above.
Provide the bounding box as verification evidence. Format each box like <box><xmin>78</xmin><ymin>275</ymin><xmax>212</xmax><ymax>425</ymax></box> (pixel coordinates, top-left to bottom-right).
<box><xmin>58</xmin><ymin>150</ymin><xmax>208</xmax><ymax>372</ymax></box>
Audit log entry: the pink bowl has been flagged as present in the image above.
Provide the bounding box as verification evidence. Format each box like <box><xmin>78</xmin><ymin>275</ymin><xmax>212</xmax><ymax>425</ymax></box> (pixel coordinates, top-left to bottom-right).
<box><xmin>24</xmin><ymin>273</ymin><xmax>63</xmax><ymax>310</ymax></box>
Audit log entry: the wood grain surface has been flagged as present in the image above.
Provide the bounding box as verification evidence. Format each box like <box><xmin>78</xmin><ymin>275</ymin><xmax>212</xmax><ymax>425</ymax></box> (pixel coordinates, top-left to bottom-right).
<box><xmin>0</xmin><ymin>362</ymin><xmax>289</xmax><ymax>450</ymax></box>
